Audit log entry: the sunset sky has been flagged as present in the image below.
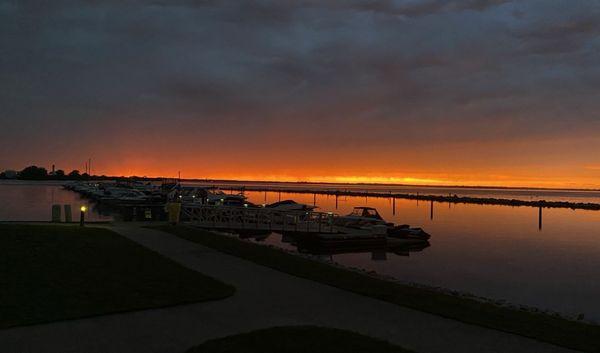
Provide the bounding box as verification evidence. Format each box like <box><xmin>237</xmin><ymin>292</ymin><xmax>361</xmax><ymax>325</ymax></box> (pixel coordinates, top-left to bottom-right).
<box><xmin>1</xmin><ymin>0</ymin><xmax>599</xmax><ymax>188</ymax></box>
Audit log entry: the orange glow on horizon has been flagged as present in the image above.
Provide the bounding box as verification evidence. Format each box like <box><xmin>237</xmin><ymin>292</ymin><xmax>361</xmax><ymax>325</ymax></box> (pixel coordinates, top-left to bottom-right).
<box><xmin>16</xmin><ymin>134</ymin><xmax>600</xmax><ymax>190</ymax></box>
<box><xmin>87</xmin><ymin>166</ymin><xmax>600</xmax><ymax>190</ymax></box>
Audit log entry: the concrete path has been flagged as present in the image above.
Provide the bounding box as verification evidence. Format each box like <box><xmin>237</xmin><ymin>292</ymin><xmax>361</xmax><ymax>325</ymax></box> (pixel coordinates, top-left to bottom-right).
<box><xmin>0</xmin><ymin>225</ymin><xmax>578</xmax><ymax>353</ymax></box>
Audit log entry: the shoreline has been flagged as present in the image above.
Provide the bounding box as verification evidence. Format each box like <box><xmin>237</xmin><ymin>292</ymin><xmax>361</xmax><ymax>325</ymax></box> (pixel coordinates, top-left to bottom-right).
<box><xmin>182</xmin><ymin>178</ymin><xmax>600</xmax><ymax>193</ymax></box>
<box><xmin>3</xmin><ymin>177</ymin><xmax>600</xmax><ymax>193</ymax></box>
<box><xmin>155</xmin><ymin>225</ymin><xmax>600</xmax><ymax>352</ymax></box>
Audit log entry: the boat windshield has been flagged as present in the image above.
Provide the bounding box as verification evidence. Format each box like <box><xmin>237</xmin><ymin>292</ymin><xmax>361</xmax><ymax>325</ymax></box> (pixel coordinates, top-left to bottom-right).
<box><xmin>350</xmin><ymin>207</ymin><xmax>382</xmax><ymax>219</ymax></box>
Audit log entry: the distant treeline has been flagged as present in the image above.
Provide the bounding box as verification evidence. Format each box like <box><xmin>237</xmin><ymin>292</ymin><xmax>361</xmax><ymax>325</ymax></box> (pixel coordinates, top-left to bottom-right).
<box><xmin>0</xmin><ymin>165</ymin><xmax>170</xmax><ymax>182</ymax></box>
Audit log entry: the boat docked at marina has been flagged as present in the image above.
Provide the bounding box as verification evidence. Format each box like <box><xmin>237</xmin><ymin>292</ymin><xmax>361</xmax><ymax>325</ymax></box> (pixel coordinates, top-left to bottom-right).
<box><xmin>387</xmin><ymin>224</ymin><xmax>431</xmax><ymax>240</ymax></box>
<box><xmin>205</xmin><ymin>189</ymin><xmax>248</xmax><ymax>206</ymax></box>
<box><xmin>335</xmin><ymin>207</ymin><xmax>390</xmax><ymax>227</ymax></box>
<box><xmin>64</xmin><ymin>181</ymin><xmax>165</xmax><ymax>204</ymax></box>
<box><xmin>264</xmin><ymin>200</ymin><xmax>317</xmax><ymax>212</ymax></box>
<box><xmin>336</xmin><ymin>206</ymin><xmax>431</xmax><ymax>240</ymax></box>
<box><xmin>99</xmin><ymin>187</ymin><xmax>150</xmax><ymax>204</ymax></box>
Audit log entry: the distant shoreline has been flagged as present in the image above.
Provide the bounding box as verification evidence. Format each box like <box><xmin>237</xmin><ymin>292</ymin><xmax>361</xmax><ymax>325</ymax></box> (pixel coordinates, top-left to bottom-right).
<box><xmin>178</xmin><ymin>178</ymin><xmax>600</xmax><ymax>193</ymax></box>
<box><xmin>3</xmin><ymin>173</ymin><xmax>599</xmax><ymax>192</ymax></box>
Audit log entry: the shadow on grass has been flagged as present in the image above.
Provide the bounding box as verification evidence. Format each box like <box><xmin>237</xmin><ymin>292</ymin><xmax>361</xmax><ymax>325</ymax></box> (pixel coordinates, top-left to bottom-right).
<box><xmin>155</xmin><ymin>225</ymin><xmax>600</xmax><ymax>353</ymax></box>
<box><xmin>186</xmin><ymin>326</ymin><xmax>414</xmax><ymax>353</ymax></box>
<box><xmin>0</xmin><ymin>224</ymin><xmax>235</xmax><ymax>329</ymax></box>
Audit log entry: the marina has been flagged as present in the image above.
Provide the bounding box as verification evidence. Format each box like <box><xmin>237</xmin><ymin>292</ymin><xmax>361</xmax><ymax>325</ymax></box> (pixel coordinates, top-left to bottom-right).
<box><xmin>59</xmin><ymin>180</ymin><xmax>432</xmax><ymax>254</ymax></box>
<box><xmin>2</xmin><ymin>179</ymin><xmax>600</xmax><ymax>321</ymax></box>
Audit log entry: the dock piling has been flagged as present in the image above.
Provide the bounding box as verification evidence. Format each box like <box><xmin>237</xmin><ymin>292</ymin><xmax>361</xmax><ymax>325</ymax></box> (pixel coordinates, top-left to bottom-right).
<box><xmin>318</xmin><ymin>213</ymin><xmax>322</xmax><ymax>233</ymax></box>
<box><xmin>51</xmin><ymin>205</ymin><xmax>62</xmax><ymax>223</ymax></box>
<box><xmin>430</xmin><ymin>200</ymin><xmax>434</xmax><ymax>220</ymax></box>
<box><xmin>64</xmin><ymin>205</ymin><xmax>72</xmax><ymax>223</ymax></box>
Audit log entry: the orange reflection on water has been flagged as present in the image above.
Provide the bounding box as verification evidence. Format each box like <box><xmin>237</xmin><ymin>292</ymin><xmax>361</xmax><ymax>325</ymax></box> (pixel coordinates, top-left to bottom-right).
<box><xmin>244</xmin><ymin>190</ymin><xmax>600</xmax><ymax>318</ymax></box>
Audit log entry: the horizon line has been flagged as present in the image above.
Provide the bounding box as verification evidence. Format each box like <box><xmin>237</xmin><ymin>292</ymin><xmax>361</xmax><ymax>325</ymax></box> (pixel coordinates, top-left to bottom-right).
<box><xmin>3</xmin><ymin>166</ymin><xmax>599</xmax><ymax>192</ymax></box>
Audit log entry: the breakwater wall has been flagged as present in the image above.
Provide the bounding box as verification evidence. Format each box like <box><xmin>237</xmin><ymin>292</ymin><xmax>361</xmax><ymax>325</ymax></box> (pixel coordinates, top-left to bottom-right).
<box><xmin>213</xmin><ymin>185</ymin><xmax>600</xmax><ymax>211</ymax></box>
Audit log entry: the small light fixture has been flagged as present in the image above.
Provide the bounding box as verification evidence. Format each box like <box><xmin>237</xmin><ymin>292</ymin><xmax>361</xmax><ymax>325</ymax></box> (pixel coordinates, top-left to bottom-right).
<box><xmin>80</xmin><ymin>206</ymin><xmax>87</xmax><ymax>227</ymax></box>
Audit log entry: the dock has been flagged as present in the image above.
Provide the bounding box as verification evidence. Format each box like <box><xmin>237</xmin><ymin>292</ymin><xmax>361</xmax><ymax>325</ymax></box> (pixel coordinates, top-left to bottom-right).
<box><xmin>181</xmin><ymin>204</ymin><xmax>339</xmax><ymax>234</ymax></box>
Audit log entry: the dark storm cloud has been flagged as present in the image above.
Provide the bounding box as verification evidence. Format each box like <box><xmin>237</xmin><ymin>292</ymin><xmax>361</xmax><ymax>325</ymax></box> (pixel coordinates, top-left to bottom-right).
<box><xmin>516</xmin><ymin>17</ymin><xmax>600</xmax><ymax>54</ymax></box>
<box><xmin>1</xmin><ymin>0</ymin><xmax>600</xmax><ymax>166</ymax></box>
<box><xmin>518</xmin><ymin>17</ymin><xmax>600</xmax><ymax>40</ymax></box>
<box><xmin>348</xmin><ymin>0</ymin><xmax>513</xmax><ymax>17</ymax></box>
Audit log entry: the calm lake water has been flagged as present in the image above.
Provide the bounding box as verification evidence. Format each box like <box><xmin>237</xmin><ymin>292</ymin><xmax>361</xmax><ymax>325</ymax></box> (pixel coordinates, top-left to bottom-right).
<box><xmin>0</xmin><ymin>180</ymin><xmax>111</xmax><ymax>222</ymax></box>
<box><xmin>241</xmin><ymin>190</ymin><xmax>600</xmax><ymax>321</ymax></box>
<box><xmin>2</xmin><ymin>180</ymin><xmax>600</xmax><ymax>320</ymax></box>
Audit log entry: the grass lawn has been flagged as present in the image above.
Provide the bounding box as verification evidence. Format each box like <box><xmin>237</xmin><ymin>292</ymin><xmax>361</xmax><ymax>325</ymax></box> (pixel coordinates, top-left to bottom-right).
<box><xmin>155</xmin><ymin>225</ymin><xmax>600</xmax><ymax>353</ymax></box>
<box><xmin>186</xmin><ymin>326</ymin><xmax>414</xmax><ymax>353</ymax></box>
<box><xmin>0</xmin><ymin>224</ymin><xmax>234</xmax><ymax>329</ymax></box>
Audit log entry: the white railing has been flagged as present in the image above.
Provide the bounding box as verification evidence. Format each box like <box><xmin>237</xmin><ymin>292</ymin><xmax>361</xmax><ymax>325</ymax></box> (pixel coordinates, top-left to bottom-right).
<box><xmin>181</xmin><ymin>204</ymin><xmax>338</xmax><ymax>234</ymax></box>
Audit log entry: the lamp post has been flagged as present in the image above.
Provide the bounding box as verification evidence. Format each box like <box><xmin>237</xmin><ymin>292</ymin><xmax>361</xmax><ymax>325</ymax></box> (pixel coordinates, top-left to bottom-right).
<box><xmin>80</xmin><ymin>206</ymin><xmax>87</xmax><ymax>227</ymax></box>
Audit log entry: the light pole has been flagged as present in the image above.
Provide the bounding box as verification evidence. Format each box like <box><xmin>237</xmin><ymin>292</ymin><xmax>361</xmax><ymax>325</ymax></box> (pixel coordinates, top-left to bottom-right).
<box><xmin>80</xmin><ymin>206</ymin><xmax>87</xmax><ymax>227</ymax></box>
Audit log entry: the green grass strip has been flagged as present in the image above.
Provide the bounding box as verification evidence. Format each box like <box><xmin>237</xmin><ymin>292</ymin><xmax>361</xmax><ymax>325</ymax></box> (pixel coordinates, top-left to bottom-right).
<box><xmin>0</xmin><ymin>224</ymin><xmax>235</xmax><ymax>329</ymax></box>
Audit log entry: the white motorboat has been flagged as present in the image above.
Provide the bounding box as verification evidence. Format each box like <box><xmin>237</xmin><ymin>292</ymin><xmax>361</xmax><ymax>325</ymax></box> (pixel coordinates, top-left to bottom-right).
<box><xmin>205</xmin><ymin>190</ymin><xmax>247</xmax><ymax>206</ymax></box>
<box><xmin>264</xmin><ymin>200</ymin><xmax>317</xmax><ymax>212</ymax></box>
<box><xmin>335</xmin><ymin>207</ymin><xmax>389</xmax><ymax>227</ymax></box>
<box><xmin>336</xmin><ymin>206</ymin><xmax>431</xmax><ymax>240</ymax></box>
<box><xmin>100</xmin><ymin>187</ymin><xmax>149</xmax><ymax>203</ymax></box>
<box><xmin>387</xmin><ymin>224</ymin><xmax>431</xmax><ymax>240</ymax></box>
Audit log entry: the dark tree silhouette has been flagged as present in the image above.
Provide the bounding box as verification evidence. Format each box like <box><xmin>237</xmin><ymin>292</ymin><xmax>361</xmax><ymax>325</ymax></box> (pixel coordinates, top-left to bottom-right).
<box><xmin>68</xmin><ymin>170</ymin><xmax>81</xmax><ymax>178</ymax></box>
<box><xmin>19</xmin><ymin>166</ymin><xmax>48</xmax><ymax>180</ymax></box>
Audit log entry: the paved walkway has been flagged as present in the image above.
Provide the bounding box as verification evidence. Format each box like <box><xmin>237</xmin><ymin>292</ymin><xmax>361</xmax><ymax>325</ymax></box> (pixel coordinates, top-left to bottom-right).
<box><xmin>0</xmin><ymin>225</ymin><xmax>578</xmax><ymax>353</ymax></box>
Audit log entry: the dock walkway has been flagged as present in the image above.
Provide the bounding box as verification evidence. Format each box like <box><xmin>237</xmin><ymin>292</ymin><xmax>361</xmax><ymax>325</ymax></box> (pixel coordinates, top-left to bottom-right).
<box><xmin>0</xmin><ymin>224</ymin><xmax>576</xmax><ymax>353</ymax></box>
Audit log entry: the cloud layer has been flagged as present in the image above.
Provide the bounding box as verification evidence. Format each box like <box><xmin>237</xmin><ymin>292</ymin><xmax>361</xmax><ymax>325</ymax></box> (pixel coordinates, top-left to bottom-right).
<box><xmin>1</xmin><ymin>0</ymin><xmax>599</xmax><ymax>186</ymax></box>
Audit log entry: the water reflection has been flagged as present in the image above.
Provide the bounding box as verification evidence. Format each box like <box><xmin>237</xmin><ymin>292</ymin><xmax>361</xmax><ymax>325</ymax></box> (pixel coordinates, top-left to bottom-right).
<box><xmin>430</xmin><ymin>200</ymin><xmax>434</xmax><ymax>220</ymax></box>
<box><xmin>0</xmin><ymin>181</ymin><xmax>111</xmax><ymax>222</ymax></box>
<box><xmin>242</xmin><ymin>190</ymin><xmax>600</xmax><ymax>320</ymax></box>
<box><xmin>235</xmin><ymin>225</ymin><xmax>429</xmax><ymax>258</ymax></box>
